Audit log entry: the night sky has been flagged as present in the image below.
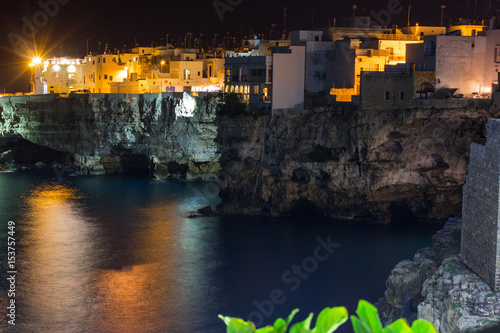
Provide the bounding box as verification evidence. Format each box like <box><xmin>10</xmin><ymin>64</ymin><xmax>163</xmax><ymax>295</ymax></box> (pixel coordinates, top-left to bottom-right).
<box><xmin>0</xmin><ymin>0</ymin><xmax>496</xmax><ymax>93</ymax></box>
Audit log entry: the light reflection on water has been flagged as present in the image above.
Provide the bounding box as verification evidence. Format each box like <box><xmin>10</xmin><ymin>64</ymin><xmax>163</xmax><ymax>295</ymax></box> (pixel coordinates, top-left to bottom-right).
<box><xmin>8</xmin><ymin>179</ymin><xmax>222</xmax><ymax>332</ymax></box>
<box><xmin>0</xmin><ymin>172</ymin><xmax>438</xmax><ymax>333</ymax></box>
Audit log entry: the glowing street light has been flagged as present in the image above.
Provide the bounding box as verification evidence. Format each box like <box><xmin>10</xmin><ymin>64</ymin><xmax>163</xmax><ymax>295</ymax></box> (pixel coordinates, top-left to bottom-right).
<box><xmin>32</xmin><ymin>57</ymin><xmax>42</xmax><ymax>65</ymax></box>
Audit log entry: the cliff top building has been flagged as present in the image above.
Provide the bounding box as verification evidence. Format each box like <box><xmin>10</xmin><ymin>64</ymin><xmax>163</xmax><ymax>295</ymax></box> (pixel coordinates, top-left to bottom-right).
<box><xmin>32</xmin><ymin>46</ymin><xmax>225</xmax><ymax>95</ymax></box>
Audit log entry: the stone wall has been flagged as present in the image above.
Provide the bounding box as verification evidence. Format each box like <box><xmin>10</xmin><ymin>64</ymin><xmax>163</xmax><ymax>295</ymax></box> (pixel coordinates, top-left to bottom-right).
<box><xmin>462</xmin><ymin>118</ymin><xmax>500</xmax><ymax>291</ymax></box>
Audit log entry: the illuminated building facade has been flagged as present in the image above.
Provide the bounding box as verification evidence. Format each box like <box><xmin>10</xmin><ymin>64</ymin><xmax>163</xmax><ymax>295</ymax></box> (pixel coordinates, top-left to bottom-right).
<box><xmin>34</xmin><ymin>46</ymin><xmax>225</xmax><ymax>95</ymax></box>
<box><xmin>225</xmin><ymin>41</ymin><xmax>305</xmax><ymax>110</ymax></box>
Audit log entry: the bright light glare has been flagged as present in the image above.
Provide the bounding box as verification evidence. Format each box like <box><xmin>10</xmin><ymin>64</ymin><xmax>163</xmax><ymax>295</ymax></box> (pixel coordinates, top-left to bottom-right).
<box><xmin>175</xmin><ymin>92</ymin><xmax>196</xmax><ymax>118</ymax></box>
<box><xmin>32</xmin><ymin>57</ymin><xmax>42</xmax><ymax>65</ymax></box>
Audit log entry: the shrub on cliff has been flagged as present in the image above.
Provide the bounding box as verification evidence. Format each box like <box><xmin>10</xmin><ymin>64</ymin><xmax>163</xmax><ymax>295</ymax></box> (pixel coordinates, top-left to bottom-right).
<box><xmin>219</xmin><ymin>300</ymin><xmax>436</xmax><ymax>333</ymax></box>
<box><xmin>217</xmin><ymin>93</ymin><xmax>248</xmax><ymax>117</ymax></box>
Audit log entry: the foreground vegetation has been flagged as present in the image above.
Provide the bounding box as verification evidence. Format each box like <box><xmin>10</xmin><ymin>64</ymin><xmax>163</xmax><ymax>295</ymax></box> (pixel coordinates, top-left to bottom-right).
<box><xmin>219</xmin><ymin>300</ymin><xmax>436</xmax><ymax>333</ymax></box>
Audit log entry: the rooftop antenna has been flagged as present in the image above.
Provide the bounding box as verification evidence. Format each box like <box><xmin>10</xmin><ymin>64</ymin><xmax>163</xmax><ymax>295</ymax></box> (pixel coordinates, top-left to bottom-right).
<box><xmin>352</xmin><ymin>4</ymin><xmax>357</xmax><ymax>28</ymax></box>
<box><xmin>283</xmin><ymin>6</ymin><xmax>288</xmax><ymax>39</ymax></box>
<box><xmin>474</xmin><ymin>0</ymin><xmax>477</xmax><ymax>23</ymax></box>
<box><xmin>407</xmin><ymin>3</ymin><xmax>412</xmax><ymax>26</ymax></box>
<box><xmin>441</xmin><ymin>5</ymin><xmax>446</xmax><ymax>26</ymax></box>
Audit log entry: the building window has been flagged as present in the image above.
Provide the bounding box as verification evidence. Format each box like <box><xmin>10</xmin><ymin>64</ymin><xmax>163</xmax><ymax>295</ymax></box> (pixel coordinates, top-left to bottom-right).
<box><xmin>251</xmin><ymin>85</ymin><xmax>259</xmax><ymax>95</ymax></box>
<box><xmin>53</xmin><ymin>72</ymin><xmax>60</xmax><ymax>79</ymax></box>
<box><xmin>99</xmin><ymin>75</ymin><xmax>101</xmax><ymax>80</ymax></box>
<box><xmin>104</xmin><ymin>74</ymin><xmax>108</xmax><ymax>80</ymax></box>
<box><xmin>424</xmin><ymin>41</ymin><xmax>436</xmax><ymax>56</ymax></box>
<box><xmin>98</xmin><ymin>58</ymin><xmax>100</xmax><ymax>64</ymax></box>
<box><xmin>400</xmin><ymin>92</ymin><xmax>404</xmax><ymax>100</ymax></box>
<box><xmin>198</xmin><ymin>71</ymin><xmax>201</xmax><ymax>76</ymax></box>
<box><xmin>184</xmin><ymin>69</ymin><xmax>191</xmax><ymax>80</ymax></box>
<box><xmin>495</xmin><ymin>46</ymin><xmax>500</xmax><ymax>63</ymax></box>
<box><xmin>385</xmin><ymin>91</ymin><xmax>390</xmax><ymax>100</ymax></box>
<box><xmin>68</xmin><ymin>73</ymin><xmax>75</xmax><ymax>81</ymax></box>
<box><xmin>103</xmin><ymin>57</ymin><xmax>106</xmax><ymax>63</ymax></box>
<box><xmin>93</xmin><ymin>60</ymin><xmax>95</xmax><ymax>65</ymax></box>
<box><xmin>110</xmin><ymin>76</ymin><xmax>113</xmax><ymax>80</ymax></box>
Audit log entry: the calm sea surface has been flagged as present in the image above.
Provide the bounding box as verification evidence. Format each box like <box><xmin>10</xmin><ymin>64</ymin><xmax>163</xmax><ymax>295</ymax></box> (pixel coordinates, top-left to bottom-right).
<box><xmin>0</xmin><ymin>170</ymin><xmax>439</xmax><ymax>332</ymax></box>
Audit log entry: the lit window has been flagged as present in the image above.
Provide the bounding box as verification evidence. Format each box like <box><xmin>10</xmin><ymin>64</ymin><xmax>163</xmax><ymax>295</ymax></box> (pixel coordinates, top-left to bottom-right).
<box><xmin>251</xmin><ymin>85</ymin><xmax>259</xmax><ymax>95</ymax></box>
<box><xmin>53</xmin><ymin>72</ymin><xmax>60</xmax><ymax>79</ymax></box>
<box><xmin>68</xmin><ymin>73</ymin><xmax>75</xmax><ymax>80</ymax></box>
<box><xmin>184</xmin><ymin>69</ymin><xmax>191</xmax><ymax>80</ymax></box>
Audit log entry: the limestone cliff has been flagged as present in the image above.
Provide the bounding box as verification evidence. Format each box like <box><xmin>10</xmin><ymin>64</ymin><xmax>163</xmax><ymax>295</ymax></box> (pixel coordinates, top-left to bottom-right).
<box><xmin>0</xmin><ymin>94</ymin><xmax>495</xmax><ymax>222</ymax></box>
<box><xmin>0</xmin><ymin>93</ymin><xmax>220</xmax><ymax>180</ymax></box>
<box><xmin>216</xmin><ymin>100</ymin><xmax>493</xmax><ymax>222</ymax></box>
<box><xmin>377</xmin><ymin>219</ymin><xmax>500</xmax><ymax>333</ymax></box>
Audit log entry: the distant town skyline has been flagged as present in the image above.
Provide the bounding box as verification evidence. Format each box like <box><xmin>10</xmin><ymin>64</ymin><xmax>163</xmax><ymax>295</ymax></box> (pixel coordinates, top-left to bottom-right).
<box><xmin>0</xmin><ymin>0</ymin><xmax>497</xmax><ymax>93</ymax></box>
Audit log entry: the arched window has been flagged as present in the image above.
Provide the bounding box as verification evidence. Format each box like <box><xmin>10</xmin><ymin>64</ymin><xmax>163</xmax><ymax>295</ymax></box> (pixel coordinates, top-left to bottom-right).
<box><xmin>420</xmin><ymin>82</ymin><xmax>435</xmax><ymax>93</ymax></box>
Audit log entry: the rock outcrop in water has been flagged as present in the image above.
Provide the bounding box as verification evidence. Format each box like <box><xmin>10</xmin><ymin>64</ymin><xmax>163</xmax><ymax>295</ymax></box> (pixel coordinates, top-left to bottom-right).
<box><xmin>216</xmin><ymin>101</ymin><xmax>493</xmax><ymax>222</ymax></box>
<box><xmin>377</xmin><ymin>219</ymin><xmax>500</xmax><ymax>332</ymax></box>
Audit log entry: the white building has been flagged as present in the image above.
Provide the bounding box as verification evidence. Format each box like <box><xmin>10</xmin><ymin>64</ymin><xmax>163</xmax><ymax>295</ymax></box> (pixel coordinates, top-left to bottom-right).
<box><xmin>33</xmin><ymin>46</ymin><xmax>225</xmax><ymax>95</ymax></box>
<box><xmin>225</xmin><ymin>41</ymin><xmax>305</xmax><ymax>110</ymax></box>
<box><xmin>291</xmin><ymin>30</ymin><xmax>335</xmax><ymax>93</ymax></box>
<box><xmin>407</xmin><ymin>35</ymin><xmax>489</xmax><ymax>96</ymax></box>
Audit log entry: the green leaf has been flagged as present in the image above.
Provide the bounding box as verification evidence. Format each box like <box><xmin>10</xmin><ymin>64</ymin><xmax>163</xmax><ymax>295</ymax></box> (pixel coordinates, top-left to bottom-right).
<box><xmin>313</xmin><ymin>307</ymin><xmax>349</xmax><ymax>333</ymax></box>
<box><xmin>226</xmin><ymin>318</ymin><xmax>256</xmax><ymax>333</ymax></box>
<box><xmin>386</xmin><ymin>319</ymin><xmax>412</xmax><ymax>333</ymax></box>
<box><xmin>290</xmin><ymin>313</ymin><xmax>314</xmax><ymax>333</ymax></box>
<box><xmin>255</xmin><ymin>327</ymin><xmax>276</xmax><ymax>333</ymax></box>
<box><xmin>355</xmin><ymin>300</ymin><xmax>383</xmax><ymax>333</ymax></box>
<box><xmin>351</xmin><ymin>315</ymin><xmax>372</xmax><ymax>333</ymax></box>
<box><xmin>273</xmin><ymin>308</ymin><xmax>300</xmax><ymax>333</ymax></box>
<box><xmin>411</xmin><ymin>319</ymin><xmax>437</xmax><ymax>333</ymax></box>
<box><xmin>219</xmin><ymin>315</ymin><xmax>233</xmax><ymax>326</ymax></box>
<box><xmin>273</xmin><ymin>318</ymin><xmax>286</xmax><ymax>332</ymax></box>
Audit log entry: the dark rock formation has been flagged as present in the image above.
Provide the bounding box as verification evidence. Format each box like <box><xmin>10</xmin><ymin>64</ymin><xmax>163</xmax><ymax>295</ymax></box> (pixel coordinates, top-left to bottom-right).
<box><xmin>378</xmin><ymin>219</ymin><xmax>500</xmax><ymax>332</ymax></box>
<box><xmin>216</xmin><ymin>106</ymin><xmax>493</xmax><ymax>223</ymax></box>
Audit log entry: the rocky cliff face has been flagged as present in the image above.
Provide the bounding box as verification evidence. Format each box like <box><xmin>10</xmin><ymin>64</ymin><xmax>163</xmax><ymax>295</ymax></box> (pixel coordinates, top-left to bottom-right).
<box><xmin>216</xmin><ymin>102</ymin><xmax>493</xmax><ymax>222</ymax></box>
<box><xmin>377</xmin><ymin>219</ymin><xmax>500</xmax><ymax>333</ymax></box>
<box><xmin>0</xmin><ymin>93</ymin><xmax>220</xmax><ymax>180</ymax></box>
<box><xmin>0</xmin><ymin>94</ymin><xmax>495</xmax><ymax>222</ymax></box>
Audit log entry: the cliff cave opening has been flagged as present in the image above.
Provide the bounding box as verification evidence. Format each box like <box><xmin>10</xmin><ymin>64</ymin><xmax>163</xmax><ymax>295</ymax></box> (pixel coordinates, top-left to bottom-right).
<box><xmin>119</xmin><ymin>151</ymin><xmax>152</xmax><ymax>178</ymax></box>
<box><xmin>0</xmin><ymin>137</ymin><xmax>68</xmax><ymax>167</ymax></box>
<box><xmin>389</xmin><ymin>201</ymin><xmax>418</xmax><ymax>226</ymax></box>
<box><xmin>289</xmin><ymin>199</ymin><xmax>324</xmax><ymax>217</ymax></box>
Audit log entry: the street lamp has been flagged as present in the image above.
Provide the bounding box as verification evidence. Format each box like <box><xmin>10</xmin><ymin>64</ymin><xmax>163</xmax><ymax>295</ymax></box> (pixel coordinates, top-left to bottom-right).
<box><xmin>30</xmin><ymin>57</ymin><xmax>42</xmax><ymax>94</ymax></box>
